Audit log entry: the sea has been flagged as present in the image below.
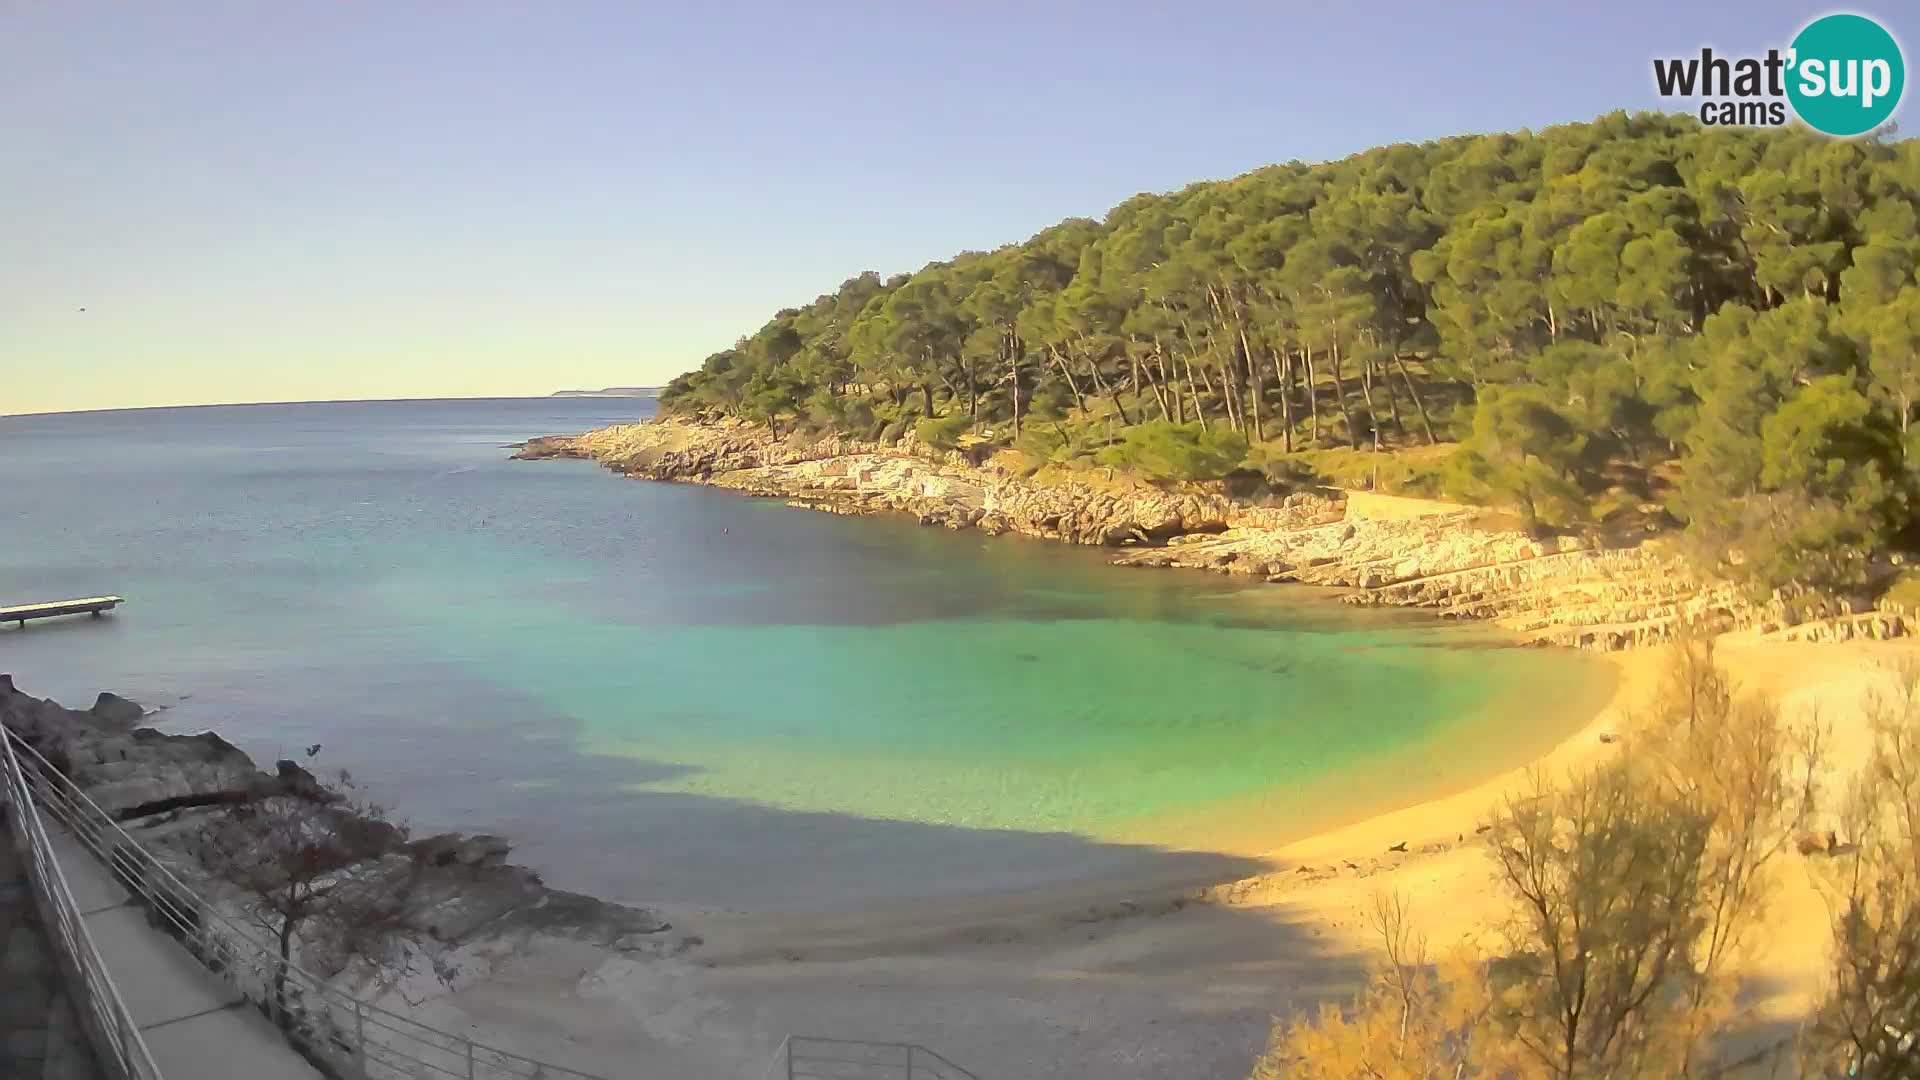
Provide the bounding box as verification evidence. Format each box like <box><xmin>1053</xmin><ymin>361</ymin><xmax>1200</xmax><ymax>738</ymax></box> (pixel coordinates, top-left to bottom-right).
<box><xmin>0</xmin><ymin>398</ymin><xmax>1608</xmax><ymax>912</ymax></box>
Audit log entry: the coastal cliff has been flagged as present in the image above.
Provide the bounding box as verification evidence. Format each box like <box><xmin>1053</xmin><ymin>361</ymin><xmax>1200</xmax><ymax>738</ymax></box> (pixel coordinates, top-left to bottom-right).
<box><xmin>517</xmin><ymin>417</ymin><xmax>1912</xmax><ymax>651</ymax></box>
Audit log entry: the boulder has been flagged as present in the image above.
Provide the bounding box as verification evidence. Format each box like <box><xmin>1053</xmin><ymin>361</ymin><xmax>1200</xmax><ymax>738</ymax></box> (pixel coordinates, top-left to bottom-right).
<box><xmin>90</xmin><ymin>692</ymin><xmax>144</xmax><ymax>728</ymax></box>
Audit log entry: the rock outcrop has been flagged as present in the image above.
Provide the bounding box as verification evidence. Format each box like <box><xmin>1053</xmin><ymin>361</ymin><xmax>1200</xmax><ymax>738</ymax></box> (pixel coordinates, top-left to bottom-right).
<box><xmin>515</xmin><ymin>417</ymin><xmax>1895</xmax><ymax>651</ymax></box>
<box><xmin>0</xmin><ymin>675</ymin><xmax>682</xmax><ymax>1001</ymax></box>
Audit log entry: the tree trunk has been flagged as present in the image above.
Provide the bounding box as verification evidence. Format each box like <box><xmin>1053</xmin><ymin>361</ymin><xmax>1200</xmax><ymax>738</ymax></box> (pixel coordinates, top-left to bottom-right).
<box><xmin>1302</xmin><ymin>345</ymin><xmax>1321</xmax><ymax>447</ymax></box>
<box><xmin>1182</xmin><ymin>352</ymin><xmax>1208</xmax><ymax>431</ymax></box>
<box><xmin>1273</xmin><ymin>350</ymin><xmax>1294</xmax><ymax>453</ymax></box>
<box><xmin>1085</xmin><ymin>355</ymin><xmax>1135</xmax><ymax>426</ymax></box>
<box><xmin>921</xmin><ymin>382</ymin><xmax>936</xmax><ymax>420</ymax></box>
<box><xmin>1191</xmin><ymin>347</ymin><xmax>1217</xmax><ymax>398</ymax></box>
<box><xmin>1136</xmin><ymin>351</ymin><xmax>1167</xmax><ymax>422</ymax></box>
<box><xmin>1047</xmin><ymin>344</ymin><xmax>1086</xmax><ymax>414</ymax></box>
<box><xmin>1328</xmin><ymin>336</ymin><xmax>1360</xmax><ymax>449</ymax></box>
<box><xmin>1160</xmin><ymin>349</ymin><xmax>1181</xmax><ymax>422</ymax></box>
<box><xmin>1007</xmin><ymin>328</ymin><xmax>1021</xmax><ymax>440</ymax></box>
<box><xmin>274</xmin><ymin>913</ymin><xmax>296</xmax><ymax>1027</ymax></box>
<box><xmin>1376</xmin><ymin>354</ymin><xmax>1406</xmax><ymax>438</ymax></box>
<box><xmin>936</xmin><ymin>367</ymin><xmax>966</xmax><ymax>411</ymax></box>
<box><xmin>1357</xmin><ymin>354</ymin><xmax>1383</xmax><ymax>453</ymax></box>
<box><xmin>1217</xmin><ymin>348</ymin><xmax>1242</xmax><ymax>432</ymax></box>
<box><xmin>1392</xmin><ymin>355</ymin><xmax>1437</xmax><ymax>445</ymax></box>
<box><xmin>1205</xmin><ymin>284</ymin><xmax>1247</xmax><ymax>435</ymax></box>
<box><xmin>1144</xmin><ymin>344</ymin><xmax>1173</xmax><ymax>422</ymax></box>
<box><xmin>1240</xmin><ymin>329</ymin><xmax>1263</xmax><ymax>443</ymax></box>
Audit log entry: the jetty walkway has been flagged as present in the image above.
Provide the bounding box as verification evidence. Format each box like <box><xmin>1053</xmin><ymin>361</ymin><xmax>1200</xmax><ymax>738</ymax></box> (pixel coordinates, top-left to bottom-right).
<box><xmin>3</xmin><ymin>597</ymin><xmax>124</xmax><ymax>629</ymax></box>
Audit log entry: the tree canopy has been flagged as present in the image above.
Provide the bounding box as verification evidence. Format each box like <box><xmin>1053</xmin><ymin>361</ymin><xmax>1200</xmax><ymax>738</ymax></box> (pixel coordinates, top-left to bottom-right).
<box><xmin>662</xmin><ymin>112</ymin><xmax>1920</xmax><ymax>594</ymax></box>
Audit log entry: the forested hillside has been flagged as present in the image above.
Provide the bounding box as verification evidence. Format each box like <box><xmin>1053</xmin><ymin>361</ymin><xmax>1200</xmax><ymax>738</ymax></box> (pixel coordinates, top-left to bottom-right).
<box><xmin>660</xmin><ymin>112</ymin><xmax>1920</xmax><ymax>594</ymax></box>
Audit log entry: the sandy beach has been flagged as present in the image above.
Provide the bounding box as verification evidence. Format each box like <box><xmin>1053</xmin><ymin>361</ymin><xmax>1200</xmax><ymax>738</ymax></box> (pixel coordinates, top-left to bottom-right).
<box><xmin>378</xmin><ymin>633</ymin><xmax>1892</xmax><ymax>1080</ymax></box>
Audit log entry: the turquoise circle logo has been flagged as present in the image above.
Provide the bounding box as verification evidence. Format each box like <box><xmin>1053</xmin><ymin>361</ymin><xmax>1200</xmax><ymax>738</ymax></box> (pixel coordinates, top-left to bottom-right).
<box><xmin>1787</xmin><ymin>13</ymin><xmax>1905</xmax><ymax>136</ymax></box>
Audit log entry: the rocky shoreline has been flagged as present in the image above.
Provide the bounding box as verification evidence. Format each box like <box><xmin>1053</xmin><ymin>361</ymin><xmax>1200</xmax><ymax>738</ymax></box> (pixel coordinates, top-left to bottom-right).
<box><xmin>516</xmin><ymin>416</ymin><xmax>1908</xmax><ymax>651</ymax></box>
<box><xmin>0</xmin><ymin>675</ymin><xmax>688</xmax><ymax>1006</ymax></box>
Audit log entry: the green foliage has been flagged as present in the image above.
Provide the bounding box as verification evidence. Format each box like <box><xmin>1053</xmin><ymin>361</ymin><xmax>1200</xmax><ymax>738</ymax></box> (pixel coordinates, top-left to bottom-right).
<box><xmin>1094</xmin><ymin>421</ymin><xmax>1248</xmax><ymax>484</ymax></box>
<box><xmin>1445</xmin><ymin>386</ymin><xmax>1589</xmax><ymax>528</ymax></box>
<box><xmin>1254</xmin><ymin>445</ymin><xmax>1454</xmax><ymax>496</ymax></box>
<box><xmin>913</xmin><ymin>412</ymin><xmax>973</xmax><ymax>451</ymax></box>
<box><xmin>1881</xmin><ymin>569</ymin><xmax>1920</xmax><ymax>614</ymax></box>
<box><xmin>1013</xmin><ymin>419</ymin><xmax>1110</xmax><ymax>473</ymax></box>
<box><xmin>656</xmin><ymin>114</ymin><xmax>1920</xmax><ymax>592</ymax></box>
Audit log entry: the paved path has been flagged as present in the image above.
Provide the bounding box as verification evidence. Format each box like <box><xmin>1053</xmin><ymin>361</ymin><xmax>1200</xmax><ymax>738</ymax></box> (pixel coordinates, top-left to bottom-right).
<box><xmin>48</xmin><ymin>828</ymin><xmax>323</xmax><ymax>1080</ymax></box>
<box><xmin>0</xmin><ymin>822</ymin><xmax>101</xmax><ymax>1080</ymax></box>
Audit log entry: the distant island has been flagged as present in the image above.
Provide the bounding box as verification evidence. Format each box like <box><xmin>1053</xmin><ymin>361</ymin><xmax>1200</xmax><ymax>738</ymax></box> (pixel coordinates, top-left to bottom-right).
<box><xmin>548</xmin><ymin>386</ymin><xmax>660</xmax><ymax>398</ymax></box>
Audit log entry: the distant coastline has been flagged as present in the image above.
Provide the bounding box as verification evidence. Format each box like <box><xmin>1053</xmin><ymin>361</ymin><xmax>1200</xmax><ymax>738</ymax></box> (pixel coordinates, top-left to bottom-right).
<box><xmin>548</xmin><ymin>386</ymin><xmax>660</xmax><ymax>399</ymax></box>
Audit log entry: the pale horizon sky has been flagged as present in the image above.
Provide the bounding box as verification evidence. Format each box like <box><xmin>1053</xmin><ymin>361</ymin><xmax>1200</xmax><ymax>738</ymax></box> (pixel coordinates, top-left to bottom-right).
<box><xmin>3</xmin><ymin>1</ymin><xmax>1912</xmax><ymax>416</ymax></box>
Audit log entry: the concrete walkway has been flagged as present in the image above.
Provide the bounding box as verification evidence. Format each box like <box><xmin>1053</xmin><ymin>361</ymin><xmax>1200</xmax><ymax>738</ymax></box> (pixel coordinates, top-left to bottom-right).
<box><xmin>47</xmin><ymin>828</ymin><xmax>323</xmax><ymax>1080</ymax></box>
<box><xmin>0</xmin><ymin>823</ymin><xmax>101</xmax><ymax>1080</ymax></box>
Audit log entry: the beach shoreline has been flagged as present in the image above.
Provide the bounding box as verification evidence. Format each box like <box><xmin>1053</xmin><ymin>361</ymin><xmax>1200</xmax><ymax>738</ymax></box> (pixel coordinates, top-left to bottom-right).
<box><xmin>3</xmin><ymin>602</ymin><xmax>1887</xmax><ymax>1080</ymax></box>
<box><xmin>370</xmin><ymin>634</ymin><xmax>1885</xmax><ymax>1080</ymax></box>
<box><xmin>648</xmin><ymin>642</ymin><xmax>1627</xmax><ymax>966</ymax></box>
<box><xmin>479</xmin><ymin>419</ymin><xmax>1908</xmax><ymax>1075</ymax></box>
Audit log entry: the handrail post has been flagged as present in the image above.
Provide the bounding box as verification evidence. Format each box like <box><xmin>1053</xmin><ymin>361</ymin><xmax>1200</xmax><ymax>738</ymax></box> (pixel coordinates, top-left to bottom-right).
<box><xmin>354</xmin><ymin>999</ymin><xmax>367</xmax><ymax>1077</ymax></box>
<box><xmin>467</xmin><ymin>1036</ymin><xmax>477</xmax><ymax>1080</ymax></box>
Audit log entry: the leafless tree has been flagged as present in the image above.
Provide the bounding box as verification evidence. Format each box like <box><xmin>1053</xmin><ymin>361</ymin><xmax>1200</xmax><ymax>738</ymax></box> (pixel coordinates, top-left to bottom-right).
<box><xmin>1488</xmin><ymin>759</ymin><xmax>1714</xmax><ymax>1080</ymax></box>
<box><xmin>190</xmin><ymin>766</ymin><xmax>420</xmax><ymax>1027</ymax></box>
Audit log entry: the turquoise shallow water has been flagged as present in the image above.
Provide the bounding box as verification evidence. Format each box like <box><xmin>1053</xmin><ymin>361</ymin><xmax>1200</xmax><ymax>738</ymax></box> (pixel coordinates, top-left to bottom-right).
<box><xmin>0</xmin><ymin>399</ymin><xmax>1606</xmax><ymax>911</ymax></box>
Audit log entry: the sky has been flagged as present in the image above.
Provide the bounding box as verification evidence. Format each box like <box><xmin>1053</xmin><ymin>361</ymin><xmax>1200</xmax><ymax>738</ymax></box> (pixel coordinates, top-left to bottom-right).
<box><xmin>2</xmin><ymin>1</ymin><xmax>1914</xmax><ymax>415</ymax></box>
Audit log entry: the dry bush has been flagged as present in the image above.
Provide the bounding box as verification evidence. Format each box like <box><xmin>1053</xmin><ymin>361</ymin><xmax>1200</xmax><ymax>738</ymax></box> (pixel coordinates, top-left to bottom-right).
<box><xmin>1486</xmin><ymin>760</ymin><xmax>1715</xmax><ymax>1079</ymax></box>
<box><xmin>1257</xmin><ymin>634</ymin><xmax>1822</xmax><ymax>1080</ymax></box>
<box><xmin>1634</xmin><ymin>619</ymin><xmax>1825</xmax><ymax>1073</ymax></box>
<box><xmin>1253</xmin><ymin>892</ymin><xmax>1513</xmax><ymax>1080</ymax></box>
<box><xmin>1804</xmin><ymin>662</ymin><xmax>1920</xmax><ymax>1077</ymax></box>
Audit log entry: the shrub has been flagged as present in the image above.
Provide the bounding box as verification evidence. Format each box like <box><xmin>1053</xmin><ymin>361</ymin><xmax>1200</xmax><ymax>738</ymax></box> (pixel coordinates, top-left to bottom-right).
<box><xmin>1094</xmin><ymin>421</ymin><xmax>1248</xmax><ymax>484</ymax></box>
<box><xmin>1445</xmin><ymin>386</ymin><xmax>1590</xmax><ymax>529</ymax></box>
<box><xmin>913</xmin><ymin>412</ymin><xmax>974</xmax><ymax>451</ymax></box>
<box><xmin>1014</xmin><ymin>419</ymin><xmax>1113</xmax><ymax>472</ymax></box>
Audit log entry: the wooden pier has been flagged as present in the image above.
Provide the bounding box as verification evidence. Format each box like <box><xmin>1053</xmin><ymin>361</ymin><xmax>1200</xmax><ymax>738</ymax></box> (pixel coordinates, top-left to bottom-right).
<box><xmin>2</xmin><ymin>596</ymin><xmax>124</xmax><ymax>628</ymax></box>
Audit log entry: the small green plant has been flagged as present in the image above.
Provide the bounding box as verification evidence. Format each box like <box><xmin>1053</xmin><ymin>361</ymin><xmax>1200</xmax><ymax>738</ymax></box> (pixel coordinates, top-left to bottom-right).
<box><xmin>914</xmin><ymin>412</ymin><xmax>974</xmax><ymax>450</ymax></box>
<box><xmin>1094</xmin><ymin>421</ymin><xmax>1247</xmax><ymax>484</ymax></box>
<box><xmin>1883</xmin><ymin>568</ymin><xmax>1920</xmax><ymax>613</ymax></box>
<box><xmin>1014</xmin><ymin>419</ymin><xmax>1112</xmax><ymax>471</ymax></box>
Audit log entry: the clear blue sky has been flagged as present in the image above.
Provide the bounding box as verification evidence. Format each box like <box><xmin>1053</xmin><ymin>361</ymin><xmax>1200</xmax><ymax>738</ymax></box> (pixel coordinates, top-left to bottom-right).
<box><xmin>2</xmin><ymin>1</ymin><xmax>1911</xmax><ymax>414</ymax></box>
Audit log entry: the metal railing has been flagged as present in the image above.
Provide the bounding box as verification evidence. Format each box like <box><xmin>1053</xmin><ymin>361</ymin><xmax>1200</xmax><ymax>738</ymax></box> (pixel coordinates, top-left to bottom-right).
<box><xmin>772</xmin><ymin>1037</ymin><xmax>978</xmax><ymax>1080</ymax></box>
<box><xmin>4</xmin><ymin>727</ymin><xmax>611</xmax><ymax>1080</ymax></box>
<box><xmin>0</xmin><ymin>726</ymin><xmax>165</xmax><ymax>1080</ymax></box>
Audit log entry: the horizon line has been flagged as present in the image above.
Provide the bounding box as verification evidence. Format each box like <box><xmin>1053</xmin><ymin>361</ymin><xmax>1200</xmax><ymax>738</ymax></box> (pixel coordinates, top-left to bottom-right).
<box><xmin>0</xmin><ymin>392</ymin><xmax>661</xmax><ymax>421</ymax></box>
